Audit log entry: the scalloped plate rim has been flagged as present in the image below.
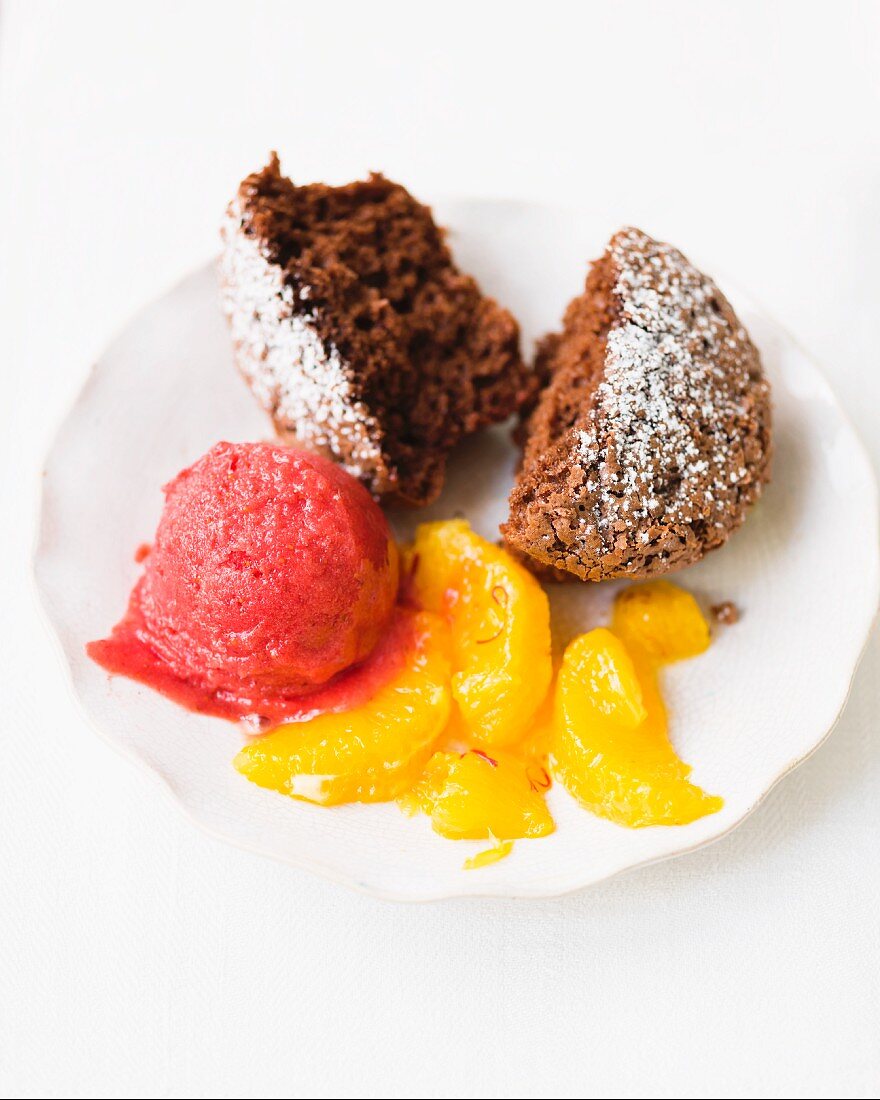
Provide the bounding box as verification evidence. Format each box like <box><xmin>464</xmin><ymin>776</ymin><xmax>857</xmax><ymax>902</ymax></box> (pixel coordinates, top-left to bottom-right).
<box><xmin>32</xmin><ymin>199</ymin><xmax>880</xmax><ymax>901</ymax></box>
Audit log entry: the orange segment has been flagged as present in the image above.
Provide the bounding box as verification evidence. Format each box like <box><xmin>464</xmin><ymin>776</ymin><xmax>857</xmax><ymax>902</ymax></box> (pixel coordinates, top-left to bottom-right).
<box><xmin>558</xmin><ymin>628</ymin><xmax>647</xmax><ymax>732</ymax></box>
<box><xmin>612</xmin><ymin>580</ymin><xmax>711</xmax><ymax>663</ymax></box>
<box><xmin>234</xmin><ymin>611</ymin><xmax>450</xmax><ymax>805</ymax></box>
<box><xmin>403</xmin><ymin>748</ymin><xmax>555</xmax><ymax>840</ymax></box>
<box><xmin>405</xmin><ymin>519</ymin><xmax>552</xmax><ymax>748</ymax></box>
<box><xmin>463</xmin><ymin>839</ymin><xmax>514</xmax><ymax>870</ymax></box>
<box><xmin>551</xmin><ymin>626</ymin><xmax>721</xmax><ymax>827</ymax></box>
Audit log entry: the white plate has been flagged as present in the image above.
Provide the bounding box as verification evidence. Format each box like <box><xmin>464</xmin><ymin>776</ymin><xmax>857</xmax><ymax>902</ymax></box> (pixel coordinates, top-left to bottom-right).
<box><xmin>34</xmin><ymin>200</ymin><xmax>879</xmax><ymax>900</ymax></box>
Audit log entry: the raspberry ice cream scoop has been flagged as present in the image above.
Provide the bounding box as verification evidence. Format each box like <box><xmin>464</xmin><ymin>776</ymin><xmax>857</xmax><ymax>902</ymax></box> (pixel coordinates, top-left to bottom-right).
<box><xmin>88</xmin><ymin>442</ymin><xmax>402</xmax><ymax>724</ymax></box>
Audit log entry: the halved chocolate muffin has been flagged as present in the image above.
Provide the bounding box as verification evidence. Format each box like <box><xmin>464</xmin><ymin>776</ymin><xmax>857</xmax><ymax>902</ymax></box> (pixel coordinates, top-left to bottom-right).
<box><xmin>220</xmin><ymin>155</ymin><xmax>530</xmax><ymax>506</ymax></box>
<box><xmin>503</xmin><ymin>228</ymin><xmax>772</xmax><ymax>581</ymax></box>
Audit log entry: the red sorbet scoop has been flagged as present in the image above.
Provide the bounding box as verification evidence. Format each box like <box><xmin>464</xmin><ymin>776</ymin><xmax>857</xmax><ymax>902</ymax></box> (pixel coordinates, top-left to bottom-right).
<box><xmin>88</xmin><ymin>441</ymin><xmax>401</xmax><ymax>723</ymax></box>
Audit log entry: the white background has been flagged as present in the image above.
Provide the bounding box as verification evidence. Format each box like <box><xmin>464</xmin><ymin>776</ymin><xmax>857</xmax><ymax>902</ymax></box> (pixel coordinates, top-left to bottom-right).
<box><xmin>1</xmin><ymin>2</ymin><xmax>878</xmax><ymax>1098</ymax></box>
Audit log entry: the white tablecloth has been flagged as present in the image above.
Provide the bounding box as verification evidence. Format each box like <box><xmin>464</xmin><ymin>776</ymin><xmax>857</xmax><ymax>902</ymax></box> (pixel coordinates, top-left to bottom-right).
<box><xmin>2</xmin><ymin>3</ymin><xmax>878</xmax><ymax>1097</ymax></box>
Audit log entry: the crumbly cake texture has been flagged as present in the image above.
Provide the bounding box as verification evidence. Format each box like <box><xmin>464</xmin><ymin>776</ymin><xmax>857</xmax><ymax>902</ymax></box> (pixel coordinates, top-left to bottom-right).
<box><xmin>503</xmin><ymin>228</ymin><xmax>772</xmax><ymax>581</ymax></box>
<box><xmin>220</xmin><ymin>155</ymin><xmax>529</xmax><ymax>506</ymax></box>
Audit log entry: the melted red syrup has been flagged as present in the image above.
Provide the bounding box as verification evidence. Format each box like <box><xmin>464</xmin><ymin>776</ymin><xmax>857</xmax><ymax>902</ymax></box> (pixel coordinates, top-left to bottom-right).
<box><xmin>87</xmin><ymin>601</ymin><xmax>417</xmax><ymax>728</ymax></box>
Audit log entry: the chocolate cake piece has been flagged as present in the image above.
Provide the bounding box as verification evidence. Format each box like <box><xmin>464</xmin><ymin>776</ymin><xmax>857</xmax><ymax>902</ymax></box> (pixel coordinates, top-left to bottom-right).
<box><xmin>503</xmin><ymin>228</ymin><xmax>772</xmax><ymax>581</ymax></box>
<box><xmin>220</xmin><ymin>155</ymin><xmax>529</xmax><ymax>505</ymax></box>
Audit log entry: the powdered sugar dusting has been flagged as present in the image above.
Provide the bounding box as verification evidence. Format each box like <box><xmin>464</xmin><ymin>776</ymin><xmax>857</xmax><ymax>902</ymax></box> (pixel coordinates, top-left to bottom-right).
<box><xmin>575</xmin><ymin>227</ymin><xmax>766</xmax><ymax>546</ymax></box>
<box><xmin>219</xmin><ymin>200</ymin><xmax>383</xmax><ymax>481</ymax></box>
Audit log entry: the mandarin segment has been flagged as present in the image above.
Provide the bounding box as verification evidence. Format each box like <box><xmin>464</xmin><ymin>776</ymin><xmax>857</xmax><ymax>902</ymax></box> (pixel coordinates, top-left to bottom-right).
<box><xmin>553</xmin><ymin>743</ymin><xmax>721</xmax><ymax>828</ymax></box>
<box><xmin>626</xmin><ymin>649</ymin><xmax>690</xmax><ymax>781</ymax></box>
<box><xmin>406</xmin><ymin>520</ymin><xmax>552</xmax><ymax>748</ymax></box>
<box><xmin>551</xmin><ymin>624</ymin><xmax>721</xmax><ymax>827</ymax></box>
<box><xmin>405</xmin><ymin>749</ymin><xmax>555</xmax><ymax>840</ymax></box>
<box><xmin>558</xmin><ymin>628</ymin><xmax>647</xmax><ymax>732</ymax></box>
<box><xmin>612</xmin><ymin>581</ymin><xmax>711</xmax><ymax>663</ymax></box>
<box><xmin>234</xmin><ymin>611</ymin><xmax>451</xmax><ymax>805</ymax></box>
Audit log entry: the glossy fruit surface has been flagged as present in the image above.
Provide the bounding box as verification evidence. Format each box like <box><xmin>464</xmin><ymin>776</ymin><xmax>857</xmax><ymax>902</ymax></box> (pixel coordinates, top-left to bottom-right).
<box><xmin>234</xmin><ymin>612</ymin><xmax>450</xmax><ymax>805</ymax></box>
<box><xmin>612</xmin><ymin>580</ymin><xmax>711</xmax><ymax>663</ymax></box>
<box><xmin>402</xmin><ymin>748</ymin><xmax>554</xmax><ymax>840</ymax></box>
<box><xmin>405</xmin><ymin>520</ymin><xmax>552</xmax><ymax>747</ymax></box>
<box><xmin>551</xmin><ymin>594</ymin><xmax>721</xmax><ymax>828</ymax></box>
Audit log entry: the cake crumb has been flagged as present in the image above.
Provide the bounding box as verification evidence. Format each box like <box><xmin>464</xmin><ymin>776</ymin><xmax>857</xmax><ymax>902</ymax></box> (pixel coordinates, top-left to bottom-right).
<box><xmin>711</xmin><ymin>600</ymin><xmax>740</xmax><ymax>625</ymax></box>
